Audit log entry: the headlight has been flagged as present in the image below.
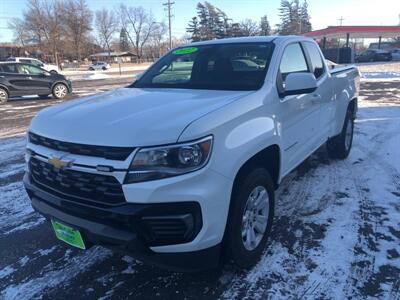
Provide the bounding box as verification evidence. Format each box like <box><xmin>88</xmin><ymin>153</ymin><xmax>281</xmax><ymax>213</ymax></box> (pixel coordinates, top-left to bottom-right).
<box><xmin>125</xmin><ymin>136</ymin><xmax>213</xmax><ymax>183</ymax></box>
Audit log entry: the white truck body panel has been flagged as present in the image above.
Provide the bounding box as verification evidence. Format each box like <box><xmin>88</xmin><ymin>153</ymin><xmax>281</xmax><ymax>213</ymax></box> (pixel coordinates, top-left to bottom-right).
<box><xmin>26</xmin><ymin>36</ymin><xmax>360</xmax><ymax>255</ymax></box>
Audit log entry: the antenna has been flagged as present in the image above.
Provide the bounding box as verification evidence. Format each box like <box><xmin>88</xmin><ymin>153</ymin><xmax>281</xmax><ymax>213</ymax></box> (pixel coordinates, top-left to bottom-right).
<box><xmin>338</xmin><ymin>16</ymin><xmax>345</xmax><ymax>26</ymax></box>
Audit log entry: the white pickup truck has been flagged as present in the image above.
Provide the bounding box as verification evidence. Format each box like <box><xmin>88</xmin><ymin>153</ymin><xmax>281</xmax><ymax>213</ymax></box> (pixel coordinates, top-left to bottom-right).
<box><xmin>7</xmin><ymin>57</ymin><xmax>59</xmax><ymax>74</ymax></box>
<box><xmin>24</xmin><ymin>36</ymin><xmax>359</xmax><ymax>271</ymax></box>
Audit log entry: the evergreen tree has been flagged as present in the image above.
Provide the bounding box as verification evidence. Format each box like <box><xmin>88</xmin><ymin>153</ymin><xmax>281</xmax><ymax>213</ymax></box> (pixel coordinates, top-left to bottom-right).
<box><xmin>187</xmin><ymin>2</ymin><xmax>231</xmax><ymax>41</ymax></box>
<box><xmin>119</xmin><ymin>27</ymin><xmax>130</xmax><ymax>51</ymax></box>
<box><xmin>186</xmin><ymin>17</ymin><xmax>201</xmax><ymax>41</ymax></box>
<box><xmin>277</xmin><ymin>0</ymin><xmax>311</xmax><ymax>35</ymax></box>
<box><xmin>300</xmin><ymin>0</ymin><xmax>312</xmax><ymax>33</ymax></box>
<box><xmin>259</xmin><ymin>15</ymin><xmax>271</xmax><ymax>35</ymax></box>
<box><xmin>277</xmin><ymin>0</ymin><xmax>295</xmax><ymax>35</ymax></box>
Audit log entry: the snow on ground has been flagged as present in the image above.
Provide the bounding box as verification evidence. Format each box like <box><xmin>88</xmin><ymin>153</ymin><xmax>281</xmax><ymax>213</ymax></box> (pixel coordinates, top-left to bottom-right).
<box><xmin>357</xmin><ymin>61</ymin><xmax>400</xmax><ymax>81</ymax></box>
<box><xmin>221</xmin><ymin>99</ymin><xmax>400</xmax><ymax>299</ymax></box>
<box><xmin>361</xmin><ymin>71</ymin><xmax>400</xmax><ymax>81</ymax></box>
<box><xmin>0</xmin><ymin>81</ymin><xmax>399</xmax><ymax>299</ymax></box>
<box><xmin>67</xmin><ymin>73</ymin><xmax>135</xmax><ymax>81</ymax></box>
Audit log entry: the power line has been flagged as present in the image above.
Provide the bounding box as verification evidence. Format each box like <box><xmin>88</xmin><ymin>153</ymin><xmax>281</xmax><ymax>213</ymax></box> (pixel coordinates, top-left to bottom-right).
<box><xmin>163</xmin><ymin>0</ymin><xmax>174</xmax><ymax>49</ymax></box>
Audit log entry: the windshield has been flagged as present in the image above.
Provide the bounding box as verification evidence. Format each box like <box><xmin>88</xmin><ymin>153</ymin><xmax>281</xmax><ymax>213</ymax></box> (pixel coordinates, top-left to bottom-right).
<box><xmin>133</xmin><ymin>42</ymin><xmax>275</xmax><ymax>91</ymax></box>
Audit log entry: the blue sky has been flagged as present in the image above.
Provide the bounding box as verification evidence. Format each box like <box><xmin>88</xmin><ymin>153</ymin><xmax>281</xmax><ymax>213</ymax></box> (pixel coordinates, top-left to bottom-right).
<box><xmin>1</xmin><ymin>0</ymin><xmax>399</xmax><ymax>42</ymax></box>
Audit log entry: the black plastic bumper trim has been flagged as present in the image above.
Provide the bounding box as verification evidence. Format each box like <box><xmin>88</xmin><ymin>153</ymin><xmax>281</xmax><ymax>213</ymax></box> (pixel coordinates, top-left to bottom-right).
<box><xmin>24</xmin><ymin>174</ymin><xmax>219</xmax><ymax>271</ymax></box>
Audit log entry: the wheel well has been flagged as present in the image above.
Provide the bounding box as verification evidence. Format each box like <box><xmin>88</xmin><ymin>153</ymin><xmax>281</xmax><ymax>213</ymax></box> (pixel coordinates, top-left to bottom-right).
<box><xmin>52</xmin><ymin>82</ymin><xmax>68</xmax><ymax>91</ymax></box>
<box><xmin>232</xmin><ymin>145</ymin><xmax>281</xmax><ymax>192</ymax></box>
<box><xmin>348</xmin><ymin>98</ymin><xmax>357</xmax><ymax>119</ymax></box>
<box><xmin>0</xmin><ymin>85</ymin><xmax>9</xmax><ymax>95</ymax></box>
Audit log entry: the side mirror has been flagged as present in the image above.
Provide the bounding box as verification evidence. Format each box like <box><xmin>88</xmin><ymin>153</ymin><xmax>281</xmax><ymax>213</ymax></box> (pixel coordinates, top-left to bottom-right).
<box><xmin>284</xmin><ymin>72</ymin><xmax>317</xmax><ymax>96</ymax></box>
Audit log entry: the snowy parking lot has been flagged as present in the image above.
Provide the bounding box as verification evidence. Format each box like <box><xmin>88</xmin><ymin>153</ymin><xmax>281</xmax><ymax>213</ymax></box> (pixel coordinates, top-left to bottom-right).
<box><xmin>0</xmin><ymin>79</ymin><xmax>399</xmax><ymax>299</ymax></box>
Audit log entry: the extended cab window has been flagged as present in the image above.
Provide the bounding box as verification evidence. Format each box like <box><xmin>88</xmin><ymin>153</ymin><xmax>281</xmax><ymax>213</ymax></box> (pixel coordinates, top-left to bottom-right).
<box><xmin>19</xmin><ymin>59</ymin><xmax>32</xmax><ymax>64</ymax></box>
<box><xmin>30</xmin><ymin>60</ymin><xmax>44</xmax><ymax>67</ymax></box>
<box><xmin>134</xmin><ymin>43</ymin><xmax>275</xmax><ymax>91</ymax></box>
<box><xmin>304</xmin><ymin>42</ymin><xmax>325</xmax><ymax>79</ymax></box>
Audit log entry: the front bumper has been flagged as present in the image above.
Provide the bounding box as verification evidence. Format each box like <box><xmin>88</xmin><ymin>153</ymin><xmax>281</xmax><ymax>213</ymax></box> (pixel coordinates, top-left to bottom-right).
<box><xmin>24</xmin><ymin>174</ymin><xmax>221</xmax><ymax>271</ymax></box>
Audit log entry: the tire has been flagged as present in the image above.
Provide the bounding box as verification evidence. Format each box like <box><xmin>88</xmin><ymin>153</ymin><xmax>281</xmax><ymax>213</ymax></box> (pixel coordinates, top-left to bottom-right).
<box><xmin>224</xmin><ymin>168</ymin><xmax>275</xmax><ymax>269</ymax></box>
<box><xmin>0</xmin><ymin>87</ymin><xmax>8</xmax><ymax>104</ymax></box>
<box><xmin>327</xmin><ymin>109</ymin><xmax>354</xmax><ymax>159</ymax></box>
<box><xmin>50</xmin><ymin>70</ymin><xmax>58</xmax><ymax>74</ymax></box>
<box><xmin>102</xmin><ymin>66</ymin><xmax>107</xmax><ymax>70</ymax></box>
<box><xmin>52</xmin><ymin>83</ymin><xmax>68</xmax><ymax>99</ymax></box>
<box><xmin>89</xmin><ymin>67</ymin><xmax>94</xmax><ymax>71</ymax></box>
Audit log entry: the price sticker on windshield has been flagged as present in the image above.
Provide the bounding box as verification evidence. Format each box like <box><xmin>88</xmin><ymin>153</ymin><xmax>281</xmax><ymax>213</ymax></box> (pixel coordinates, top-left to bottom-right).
<box><xmin>173</xmin><ymin>47</ymin><xmax>198</xmax><ymax>55</ymax></box>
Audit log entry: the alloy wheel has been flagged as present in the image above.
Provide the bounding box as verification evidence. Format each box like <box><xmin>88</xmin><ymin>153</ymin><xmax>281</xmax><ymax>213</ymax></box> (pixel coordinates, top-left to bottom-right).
<box><xmin>241</xmin><ymin>186</ymin><xmax>270</xmax><ymax>251</ymax></box>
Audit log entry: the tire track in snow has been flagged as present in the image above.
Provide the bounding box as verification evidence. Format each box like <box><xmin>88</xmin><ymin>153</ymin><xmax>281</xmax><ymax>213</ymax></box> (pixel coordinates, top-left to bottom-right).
<box><xmin>222</xmin><ymin>150</ymin><xmax>343</xmax><ymax>299</ymax></box>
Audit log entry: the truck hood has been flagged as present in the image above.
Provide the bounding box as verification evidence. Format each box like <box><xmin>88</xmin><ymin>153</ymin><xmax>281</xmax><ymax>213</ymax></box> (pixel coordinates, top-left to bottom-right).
<box><xmin>30</xmin><ymin>87</ymin><xmax>251</xmax><ymax>147</ymax></box>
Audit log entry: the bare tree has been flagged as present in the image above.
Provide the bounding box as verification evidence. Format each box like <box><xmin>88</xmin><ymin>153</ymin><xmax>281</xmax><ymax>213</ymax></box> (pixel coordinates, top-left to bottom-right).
<box><xmin>61</xmin><ymin>0</ymin><xmax>93</xmax><ymax>61</ymax></box>
<box><xmin>10</xmin><ymin>0</ymin><xmax>63</xmax><ymax>63</ymax></box>
<box><xmin>240</xmin><ymin>19</ymin><xmax>259</xmax><ymax>36</ymax></box>
<box><xmin>23</xmin><ymin>0</ymin><xmax>47</xmax><ymax>48</ymax></box>
<box><xmin>8</xmin><ymin>18</ymin><xmax>29</xmax><ymax>46</ymax></box>
<box><xmin>119</xmin><ymin>5</ymin><xmax>158</xmax><ymax>61</ymax></box>
<box><xmin>42</xmin><ymin>0</ymin><xmax>63</xmax><ymax>64</ymax></box>
<box><xmin>95</xmin><ymin>8</ymin><xmax>119</xmax><ymax>58</ymax></box>
<box><xmin>147</xmin><ymin>22</ymin><xmax>167</xmax><ymax>59</ymax></box>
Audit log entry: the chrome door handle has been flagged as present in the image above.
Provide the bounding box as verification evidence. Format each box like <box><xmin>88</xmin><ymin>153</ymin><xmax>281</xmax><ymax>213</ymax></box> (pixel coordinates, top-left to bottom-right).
<box><xmin>27</xmin><ymin>76</ymin><xmax>33</xmax><ymax>80</ymax></box>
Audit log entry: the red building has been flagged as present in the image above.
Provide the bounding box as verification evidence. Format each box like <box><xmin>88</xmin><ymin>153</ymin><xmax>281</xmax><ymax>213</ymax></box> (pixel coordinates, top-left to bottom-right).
<box><xmin>303</xmin><ymin>26</ymin><xmax>400</xmax><ymax>49</ymax></box>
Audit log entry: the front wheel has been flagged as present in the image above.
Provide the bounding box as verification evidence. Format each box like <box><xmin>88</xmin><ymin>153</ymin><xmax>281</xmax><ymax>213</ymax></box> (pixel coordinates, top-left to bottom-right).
<box><xmin>50</xmin><ymin>70</ymin><xmax>58</xmax><ymax>74</ymax></box>
<box><xmin>224</xmin><ymin>168</ymin><xmax>275</xmax><ymax>268</ymax></box>
<box><xmin>327</xmin><ymin>110</ymin><xmax>354</xmax><ymax>159</ymax></box>
<box><xmin>52</xmin><ymin>83</ymin><xmax>68</xmax><ymax>99</ymax></box>
<box><xmin>0</xmin><ymin>87</ymin><xmax>8</xmax><ymax>104</ymax></box>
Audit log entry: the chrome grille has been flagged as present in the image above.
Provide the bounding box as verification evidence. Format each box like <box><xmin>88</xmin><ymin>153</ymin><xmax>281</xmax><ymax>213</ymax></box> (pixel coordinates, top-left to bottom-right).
<box><xmin>29</xmin><ymin>157</ymin><xmax>125</xmax><ymax>206</ymax></box>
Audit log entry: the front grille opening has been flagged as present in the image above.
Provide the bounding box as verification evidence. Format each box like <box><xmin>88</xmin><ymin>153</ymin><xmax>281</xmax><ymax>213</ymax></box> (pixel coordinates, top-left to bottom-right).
<box><xmin>29</xmin><ymin>132</ymin><xmax>134</xmax><ymax>161</ymax></box>
<box><xmin>29</xmin><ymin>157</ymin><xmax>125</xmax><ymax>206</ymax></box>
<box><xmin>140</xmin><ymin>213</ymin><xmax>201</xmax><ymax>246</ymax></box>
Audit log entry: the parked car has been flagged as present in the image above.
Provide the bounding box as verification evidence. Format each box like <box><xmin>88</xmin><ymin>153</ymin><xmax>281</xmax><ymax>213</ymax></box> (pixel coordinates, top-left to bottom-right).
<box><xmin>390</xmin><ymin>49</ymin><xmax>400</xmax><ymax>61</ymax></box>
<box><xmin>6</xmin><ymin>57</ymin><xmax>60</xmax><ymax>73</ymax></box>
<box><xmin>0</xmin><ymin>62</ymin><xmax>72</xmax><ymax>104</ymax></box>
<box><xmin>24</xmin><ymin>36</ymin><xmax>359</xmax><ymax>271</ymax></box>
<box><xmin>355</xmin><ymin>49</ymin><xmax>392</xmax><ymax>62</ymax></box>
<box><xmin>88</xmin><ymin>61</ymin><xmax>110</xmax><ymax>71</ymax></box>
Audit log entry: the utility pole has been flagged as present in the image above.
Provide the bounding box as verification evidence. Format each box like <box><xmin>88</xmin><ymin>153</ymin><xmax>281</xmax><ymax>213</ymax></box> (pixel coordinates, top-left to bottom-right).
<box><xmin>338</xmin><ymin>16</ymin><xmax>344</xmax><ymax>26</ymax></box>
<box><xmin>163</xmin><ymin>0</ymin><xmax>175</xmax><ymax>50</ymax></box>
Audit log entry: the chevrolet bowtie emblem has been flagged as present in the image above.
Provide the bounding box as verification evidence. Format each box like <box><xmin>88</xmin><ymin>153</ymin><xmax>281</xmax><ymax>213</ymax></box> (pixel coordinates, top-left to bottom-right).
<box><xmin>48</xmin><ymin>156</ymin><xmax>72</xmax><ymax>169</ymax></box>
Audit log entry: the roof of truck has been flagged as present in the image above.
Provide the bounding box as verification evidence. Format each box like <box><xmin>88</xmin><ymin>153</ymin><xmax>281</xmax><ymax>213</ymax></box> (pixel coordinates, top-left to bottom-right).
<box><xmin>188</xmin><ymin>35</ymin><xmax>312</xmax><ymax>47</ymax></box>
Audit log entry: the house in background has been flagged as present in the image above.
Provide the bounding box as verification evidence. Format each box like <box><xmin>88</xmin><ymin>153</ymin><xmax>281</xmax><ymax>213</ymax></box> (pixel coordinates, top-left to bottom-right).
<box><xmin>89</xmin><ymin>51</ymin><xmax>137</xmax><ymax>63</ymax></box>
<box><xmin>0</xmin><ymin>44</ymin><xmax>23</xmax><ymax>61</ymax></box>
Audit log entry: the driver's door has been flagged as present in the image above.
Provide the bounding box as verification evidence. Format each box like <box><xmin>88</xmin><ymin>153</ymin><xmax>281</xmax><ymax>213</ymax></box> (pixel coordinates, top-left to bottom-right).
<box><xmin>277</xmin><ymin>43</ymin><xmax>321</xmax><ymax>175</ymax></box>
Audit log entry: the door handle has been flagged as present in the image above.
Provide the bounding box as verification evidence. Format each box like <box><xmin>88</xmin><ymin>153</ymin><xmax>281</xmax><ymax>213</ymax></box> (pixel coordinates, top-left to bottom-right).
<box><xmin>27</xmin><ymin>76</ymin><xmax>33</xmax><ymax>80</ymax></box>
<box><xmin>311</xmin><ymin>94</ymin><xmax>322</xmax><ymax>103</ymax></box>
